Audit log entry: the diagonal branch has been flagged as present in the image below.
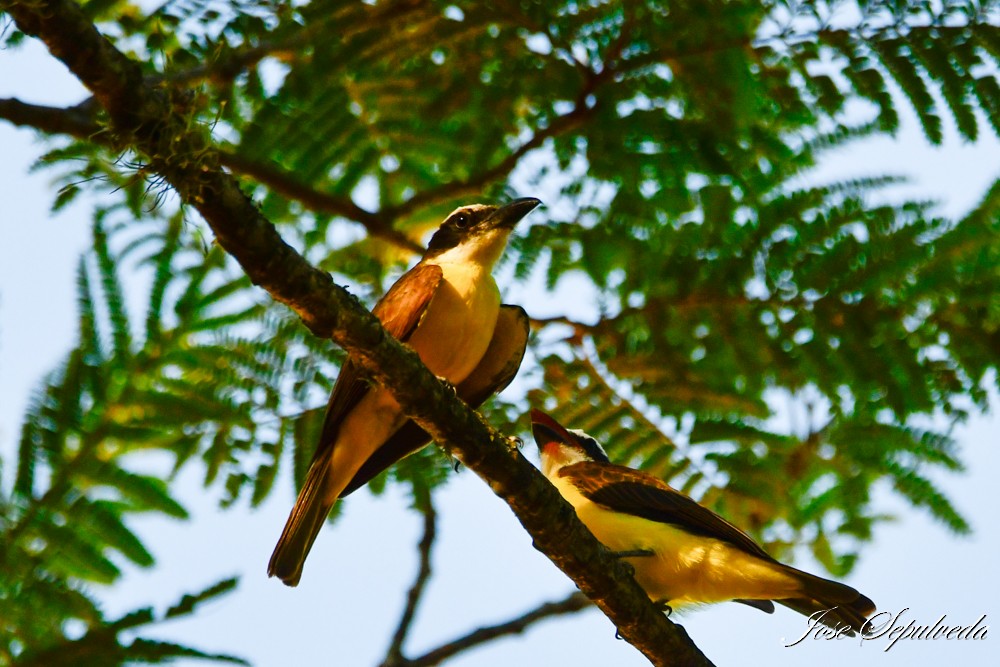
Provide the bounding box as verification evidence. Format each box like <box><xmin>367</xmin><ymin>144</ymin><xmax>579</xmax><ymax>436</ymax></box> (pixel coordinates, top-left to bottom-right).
<box><xmin>3</xmin><ymin>2</ymin><xmax>713</xmax><ymax>664</ymax></box>
<box><xmin>400</xmin><ymin>591</ymin><xmax>592</xmax><ymax>667</ymax></box>
<box><xmin>383</xmin><ymin>499</ymin><xmax>437</xmax><ymax>666</ymax></box>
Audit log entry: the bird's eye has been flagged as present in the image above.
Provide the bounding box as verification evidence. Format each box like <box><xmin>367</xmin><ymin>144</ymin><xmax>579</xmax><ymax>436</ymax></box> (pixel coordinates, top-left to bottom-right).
<box><xmin>454</xmin><ymin>213</ymin><xmax>470</xmax><ymax>229</ymax></box>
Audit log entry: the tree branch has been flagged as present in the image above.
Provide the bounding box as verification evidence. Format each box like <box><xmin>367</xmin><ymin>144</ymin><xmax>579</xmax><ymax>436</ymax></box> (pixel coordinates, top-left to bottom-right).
<box><xmin>216</xmin><ymin>151</ymin><xmax>423</xmax><ymax>253</ymax></box>
<box><xmin>383</xmin><ymin>500</ymin><xmax>437</xmax><ymax>666</ymax></box>
<box><xmin>383</xmin><ymin>103</ymin><xmax>591</xmax><ymax>220</ymax></box>
<box><xmin>157</xmin><ymin>37</ymin><xmax>308</xmax><ymax>86</ymax></box>
<box><xmin>0</xmin><ymin>97</ymin><xmax>108</xmax><ymax>143</ymax></box>
<box><xmin>3</xmin><ymin>2</ymin><xmax>713</xmax><ymax>664</ymax></box>
<box><xmin>400</xmin><ymin>592</ymin><xmax>592</xmax><ymax>667</ymax></box>
<box><xmin>0</xmin><ymin>98</ymin><xmax>422</xmax><ymax>254</ymax></box>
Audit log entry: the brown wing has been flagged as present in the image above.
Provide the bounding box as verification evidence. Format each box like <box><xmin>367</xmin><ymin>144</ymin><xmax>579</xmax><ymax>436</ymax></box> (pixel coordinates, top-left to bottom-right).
<box><xmin>311</xmin><ymin>263</ymin><xmax>444</xmax><ymax>464</ymax></box>
<box><xmin>560</xmin><ymin>461</ymin><xmax>777</xmax><ymax>563</ymax></box>
<box><xmin>452</xmin><ymin>304</ymin><xmax>529</xmax><ymax>405</ymax></box>
<box><xmin>269</xmin><ymin>264</ymin><xmax>444</xmax><ymax>584</ymax></box>
<box><xmin>339</xmin><ymin>305</ymin><xmax>529</xmax><ymax>496</ymax></box>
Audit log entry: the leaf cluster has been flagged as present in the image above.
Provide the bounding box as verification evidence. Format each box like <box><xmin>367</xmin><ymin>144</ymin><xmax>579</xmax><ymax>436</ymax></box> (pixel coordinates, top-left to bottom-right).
<box><xmin>0</xmin><ymin>204</ymin><xmax>321</xmax><ymax>663</ymax></box>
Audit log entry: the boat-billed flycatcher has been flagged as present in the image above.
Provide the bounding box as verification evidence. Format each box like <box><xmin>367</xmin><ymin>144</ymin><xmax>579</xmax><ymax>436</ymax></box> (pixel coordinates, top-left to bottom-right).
<box><xmin>530</xmin><ymin>409</ymin><xmax>875</xmax><ymax>633</ymax></box>
<box><xmin>268</xmin><ymin>198</ymin><xmax>540</xmax><ymax>586</ymax></box>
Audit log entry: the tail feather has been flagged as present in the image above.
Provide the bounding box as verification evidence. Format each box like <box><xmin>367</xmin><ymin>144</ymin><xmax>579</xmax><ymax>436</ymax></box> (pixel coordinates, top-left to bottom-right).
<box><xmin>777</xmin><ymin>566</ymin><xmax>876</xmax><ymax>635</ymax></box>
<box><xmin>734</xmin><ymin>599</ymin><xmax>775</xmax><ymax>614</ymax></box>
<box><xmin>268</xmin><ymin>448</ymin><xmax>335</xmax><ymax>587</ymax></box>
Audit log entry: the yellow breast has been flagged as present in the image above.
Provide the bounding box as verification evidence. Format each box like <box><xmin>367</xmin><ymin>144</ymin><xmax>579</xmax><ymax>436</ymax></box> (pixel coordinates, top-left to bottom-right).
<box><xmin>405</xmin><ymin>261</ymin><xmax>501</xmax><ymax>384</ymax></box>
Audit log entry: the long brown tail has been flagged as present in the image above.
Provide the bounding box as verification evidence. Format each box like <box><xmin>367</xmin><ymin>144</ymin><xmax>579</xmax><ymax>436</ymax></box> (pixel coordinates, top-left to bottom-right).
<box><xmin>268</xmin><ymin>447</ymin><xmax>335</xmax><ymax>587</ymax></box>
<box><xmin>777</xmin><ymin>566</ymin><xmax>876</xmax><ymax>635</ymax></box>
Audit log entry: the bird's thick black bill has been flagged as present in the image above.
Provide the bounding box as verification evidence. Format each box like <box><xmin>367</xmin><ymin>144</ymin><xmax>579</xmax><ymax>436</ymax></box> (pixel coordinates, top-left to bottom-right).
<box><xmin>530</xmin><ymin>408</ymin><xmax>574</xmax><ymax>449</ymax></box>
<box><xmin>486</xmin><ymin>197</ymin><xmax>541</xmax><ymax>229</ymax></box>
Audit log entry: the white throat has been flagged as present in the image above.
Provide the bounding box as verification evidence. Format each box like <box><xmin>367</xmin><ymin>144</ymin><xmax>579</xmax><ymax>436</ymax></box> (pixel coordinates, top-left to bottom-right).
<box><xmin>540</xmin><ymin>443</ymin><xmax>592</xmax><ymax>479</ymax></box>
<box><xmin>427</xmin><ymin>228</ymin><xmax>513</xmax><ymax>270</ymax></box>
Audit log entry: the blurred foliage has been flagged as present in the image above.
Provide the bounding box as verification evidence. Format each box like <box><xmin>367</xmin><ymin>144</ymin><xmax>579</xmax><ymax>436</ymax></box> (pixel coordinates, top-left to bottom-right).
<box><xmin>0</xmin><ymin>205</ymin><xmax>299</xmax><ymax>663</ymax></box>
<box><xmin>1</xmin><ymin>576</ymin><xmax>247</xmax><ymax>667</ymax></box>
<box><xmin>3</xmin><ymin>0</ymin><xmax>1000</xmax><ymax>661</ymax></box>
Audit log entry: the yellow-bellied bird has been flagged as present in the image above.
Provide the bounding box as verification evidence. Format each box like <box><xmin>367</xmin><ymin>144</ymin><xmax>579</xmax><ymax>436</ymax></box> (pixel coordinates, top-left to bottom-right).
<box><xmin>268</xmin><ymin>199</ymin><xmax>540</xmax><ymax>586</ymax></box>
<box><xmin>530</xmin><ymin>409</ymin><xmax>875</xmax><ymax>633</ymax></box>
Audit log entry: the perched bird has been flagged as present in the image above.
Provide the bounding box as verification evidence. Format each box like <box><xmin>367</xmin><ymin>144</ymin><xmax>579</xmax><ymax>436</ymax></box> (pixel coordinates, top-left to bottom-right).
<box><xmin>529</xmin><ymin>409</ymin><xmax>875</xmax><ymax>633</ymax></box>
<box><xmin>268</xmin><ymin>198</ymin><xmax>540</xmax><ymax>586</ymax></box>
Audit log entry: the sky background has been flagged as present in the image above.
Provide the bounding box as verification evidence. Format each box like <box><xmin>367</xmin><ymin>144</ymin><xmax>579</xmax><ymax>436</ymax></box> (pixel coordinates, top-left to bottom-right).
<box><xmin>2</xmin><ymin>32</ymin><xmax>998</xmax><ymax>667</ymax></box>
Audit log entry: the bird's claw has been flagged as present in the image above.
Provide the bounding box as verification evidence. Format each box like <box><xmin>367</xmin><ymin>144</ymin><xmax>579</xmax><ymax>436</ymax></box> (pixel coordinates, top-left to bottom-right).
<box><xmin>654</xmin><ymin>600</ymin><xmax>673</xmax><ymax>617</ymax></box>
<box><xmin>608</xmin><ymin>549</ymin><xmax>652</xmax><ymax>577</ymax></box>
<box><xmin>506</xmin><ymin>435</ymin><xmax>523</xmax><ymax>451</ymax></box>
<box><xmin>436</xmin><ymin>377</ymin><xmax>457</xmax><ymax>394</ymax></box>
<box><xmin>614</xmin><ymin>601</ymin><xmax>672</xmax><ymax>639</ymax></box>
<box><xmin>452</xmin><ymin>458</ymin><xmax>462</xmax><ymax>473</ymax></box>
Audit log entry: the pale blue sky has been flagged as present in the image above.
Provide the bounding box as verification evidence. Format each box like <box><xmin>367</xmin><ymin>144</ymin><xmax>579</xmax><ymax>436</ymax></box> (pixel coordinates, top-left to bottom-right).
<box><xmin>1</xmin><ymin>35</ymin><xmax>998</xmax><ymax>667</ymax></box>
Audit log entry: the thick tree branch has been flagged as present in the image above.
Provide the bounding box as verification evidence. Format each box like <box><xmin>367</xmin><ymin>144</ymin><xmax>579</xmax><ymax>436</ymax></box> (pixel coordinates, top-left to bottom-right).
<box><xmin>383</xmin><ymin>500</ymin><xmax>437</xmax><ymax>667</ymax></box>
<box><xmin>400</xmin><ymin>592</ymin><xmax>592</xmax><ymax>667</ymax></box>
<box><xmin>3</xmin><ymin>2</ymin><xmax>713</xmax><ymax>664</ymax></box>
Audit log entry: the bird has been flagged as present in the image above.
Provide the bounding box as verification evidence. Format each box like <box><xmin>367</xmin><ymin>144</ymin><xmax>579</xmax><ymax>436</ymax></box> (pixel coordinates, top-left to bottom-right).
<box><xmin>267</xmin><ymin>198</ymin><xmax>540</xmax><ymax>586</ymax></box>
<box><xmin>529</xmin><ymin>409</ymin><xmax>875</xmax><ymax>633</ymax></box>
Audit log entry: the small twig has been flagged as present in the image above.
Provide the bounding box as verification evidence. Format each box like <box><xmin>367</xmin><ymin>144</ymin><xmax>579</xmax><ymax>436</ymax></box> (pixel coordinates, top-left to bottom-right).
<box><xmin>0</xmin><ymin>98</ymin><xmax>423</xmax><ymax>254</ymax></box>
<box><xmin>529</xmin><ymin>314</ymin><xmax>596</xmax><ymax>331</ymax></box>
<box><xmin>382</xmin><ymin>60</ymin><xmax>605</xmax><ymax>222</ymax></box>
<box><xmin>401</xmin><ymin>592</ymin><xmax>592</xmax><ymax>667</ymax></box>
<box><xmin>383</xmin><ymin>499</ymin><xmax>438</xmax><ymax>666</ymax></box>
<box><xmin>383</xmin><ymin>107</ymin><xmax>591</xmax><ymax>221</ymax></box>
<box><xmin>156</xmin><ymin>37</ymin><xmax>309</xmax><ymax>86</ymax></box>
<box><xmin>0</xmin><ymin>97</ymin><xmax>109</xmax><ymax>143</ymax></box>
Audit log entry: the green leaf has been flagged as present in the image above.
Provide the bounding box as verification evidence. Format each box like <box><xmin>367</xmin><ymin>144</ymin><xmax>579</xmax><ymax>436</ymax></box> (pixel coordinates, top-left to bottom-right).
<box><xmin>70</xmin><ymin>498</ymin><xmax>154</xmax><ymax>568</ymax></box>
<box><xmin>76</xmin><ymin>462</ymin><xmax>188</xmax><ymax>519</ymax></box>
<box><xmin>164</xmin><ymin>577</ymin><xmax>240</xmax><ymax>620</ymax></box>
<box><xmin>92</xmin><ymin>212</ymin><xmax>133</xmax><ymax>361</ymax></box>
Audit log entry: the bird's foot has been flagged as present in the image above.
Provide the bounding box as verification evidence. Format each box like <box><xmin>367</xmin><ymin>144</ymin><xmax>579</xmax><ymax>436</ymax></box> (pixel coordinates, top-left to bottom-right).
<box><xmin>436</xmin><ymin>376</ymin><xmax>458</xmax><ymax>394</ymax></box>
<box><xmin>614</xmin><ymin>601</ymin><xmax>672</xmax><ymax>639</ymax></box>
<box><xmin>653</xmin><ymin>599</ymin><xmax>674</xmax><ymax>617</ymax></box>
<box><xmin>609</xmin><ymin>549</ymin><xmax>653</xmax><ymax>577</ymax></box>
<box><xmin>505</xmin><ymin>434</ymin><xmax>523</xmax><ymax>452</ymax></box>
